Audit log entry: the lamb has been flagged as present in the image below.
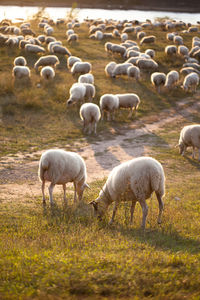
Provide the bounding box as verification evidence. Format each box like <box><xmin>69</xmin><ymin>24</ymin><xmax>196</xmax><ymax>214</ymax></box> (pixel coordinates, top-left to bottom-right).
<box><xmin>89</xmin><ymin>156</ymin><xmax>165</xmax><ymax>229</ymax></box>
<box><xmin>40</xmin><ymin>66</ymin><xmax>55</xmax><ymax>80</ymax></box>
<box><xmin>182</xmin><ymin>72</ymin><xmax>199</xmax><ymax>92</ymax></box>
<box><xmin>115</xmin><ymin>93</ymin><xmax>140</xmax><ymax>117</ymax></box>
<box><xmin>66</xmin><ymin>83</ymin><xmax>86</xmax><ymax>106</ymax></box>
<box><xmin>78</xmin><ymin>73</ymin><xmax>94</xmax><ymax>84</ymax></box>
<box><xmin>51</xmin><ymin>45</ymin><xmax>71</xmax><ymax>56</ymax></box>
<box><xmin>71</xmin><ymin>62</ymin><xmax>92</xmax><ymax>75</ymax></box>
<box><xmin>105</xmin><ymin>61</ymin><xmax>117</xmax><ymax>77</ymax></box>
<box><xmin>127</xmin><ymin>65</ymin><xmax>141</xmax><ymax>81</ymax></box>
<box><xmin>99</xmin><ymin>94</ymin><xmax>119</xmax><ymax>121</ymax></box>
<box><xmin>164</xmin><ymin>70</ymin><xmax>179</xmax><ymax>90</ymax></box>
<box><xmin>13</xmin><ymin>56</ymin><xmax>27</xmax><ymax>66</ymax></box>
<box><xmin>140</xmin><ymin>35</ymin><xmax>156</xmax><ymax>45</ymax></box>
<box><xmin>79</xmin><ymin>103</ymin><xmax>101</xmax><ymax>135</ymax></box>
<box><xmin>12</xmin><ymin>66</ymin><xmax>30</xmax><ymax>79</ymax></box>
<box><xmin>151</xmin><ymin>72</ymin><xmax>166</xmax><ymax>93</ymax></box>
<box><xmin>38</xmin><ymin>149</ymin><xmax>89</xmax><ymax>205</ymax></box>
<box><xmin>111</xmin><ymin>62</ymin><xmax>132</xmax><ymax>78</ymax></box>
<box><xmin>34</xmin><ymin>55</ymin><xmax>60</xmax><ymax>72</ymax></box>
<box><xmin>177</xmin><ymin>124</ymin><xmax>200</xmax><ymax>161</ymax></box>
<box><xmin>67</xmin><ymin>56</ymin><xmax>82</xmax><ymax>69</ymax></box>
<box><xmin>165</xmin><ymin>45</ymin><xmax>177</xmax><ymax>56</ymax></box>
<box><xmin>25</xmin><ymin>44</ymin><xmax>45</xmax><ymax>54</ymax></box>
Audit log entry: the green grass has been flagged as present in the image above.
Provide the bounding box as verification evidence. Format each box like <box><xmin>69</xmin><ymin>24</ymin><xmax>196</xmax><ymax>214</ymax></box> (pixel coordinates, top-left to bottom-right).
<box><xmin>1</xmin><ymin>12</ymin><xmax>200</xmax><ymax>300</ymax></box>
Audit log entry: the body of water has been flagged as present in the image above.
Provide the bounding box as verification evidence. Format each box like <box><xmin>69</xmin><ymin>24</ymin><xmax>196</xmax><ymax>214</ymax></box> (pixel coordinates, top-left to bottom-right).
<box><xmin>0</xmin><ymin>5</ymin><xmax>200</xmax><ymax>24</ymax></box>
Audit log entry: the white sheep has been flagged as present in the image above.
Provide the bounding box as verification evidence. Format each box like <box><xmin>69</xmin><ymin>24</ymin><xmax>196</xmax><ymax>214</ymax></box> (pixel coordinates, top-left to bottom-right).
<box><xmin>173</xmin><ymin>35</ymin><xmax>183</xmax><ymax>45</ymax></box>
<box><xmin>116</xmin><ymin>93</ymin><xmax>140</xmax><ymax>117</ymax></box>
<box><xmin>99</xmin><ymin>94</ymin><xmax>119</xmax><ymax>121</ymax></box>
<box><xmin>182</xmin><ymin>72</ymin><xmax>199</xmax><ymax>92</ymax></box>
<box><xmin>34</xmin><ymin>55</ymin><xmax>60</xmax><ymax>72</ymax></box>
<box><xmin>12</xmin><ymin>66</ymin><xmax>30</xmax><ymax>79</ymax></box>
<box><xmin>67</xmin><ymin>83</ymin><xmax>86</xmax><ymax>106</ymax></box>
<box><xmin>151</xmin><ymin>72</ymin><xmax>166</xmax><ymax>93</ymax></box>
<box><xmin>165</xmin><ymin>45</ymin><xmax>177</xmax><ymax>56</ymax></box>
<box><xmin>38</xmin><ymin>149</ymin><xmax>89</xmax><ymax>205</ymax></box>
<box><xmin>48</xmin><ymin>41</ymin><xmax>62</xmax><ymax>53</ymax></box>
<box><xmin>111</xmin><ymin>62</ymin><xmax>132</xmax><ymax>78</ymax></box>
<box><xmin>105</xmin><ymin>61</ymin><xmax>117</xmax><ymax>77</ymax></box>
<box><xmin>80</xmin><ymin>103</ymin><xmax>101</xmax><ymax>135</ymax></box>
<box><xmin>110</xmin><ymin>44</ymin><xmax>126</xmax><ymax>57</ymax></box>
<box><xmin>177</xmin><ymin>45</ymin><xmax>189</xmax><ymax>57</ymax></box>
<box><xmin>177</xmin><ymin>124</ymin><xmax>200</xmax><ymax>160</ymax></box>
<box><xmin>44</xmin><ymin>25</ymin><xmax>54</xmax><ymax>36</ymax></box>
<box><xmin>89</xmin><ymin>156</ymin><xmax>165</xmax><ymax>229</ymax></box>
<box><xmin>127</xmin><ymin>65</ymin><xmax>140</xmax><ymax>81</ymax></box>
<box><xmin>67</xmin><ymin>56</ymin><xmax>82</xmax><ymax>69</ymax></box>
<box><xmin>13</xmin><ymin>56</ymin><xmax>27</xmax><ymax>66</ymax></box>
<box><xmin>78</xmin><ymin>73</ymin><xmax>94</xmax><ymax>84</ymax></box>
<box><xmin>164</xmin><ymin>70</ymin><xmax>179</xmax><ymax>90</ymax></box>
<box><xmin>140</xmin><ymin>35</ymin><xmax>156</xmax><ymax>45</ymax></box>
<box><xmin>52</xmin><ymin>45</ymin><xmax>71</xmax><ymax>56</ymax></box>
<box><xmin>136</xmin><ymin>58</ymin><xmax>158</xmax><ymax>71</ymax></box>
<box><xmin>40</xmin><ymin>66</ymin><xmax>55</xmax><ymax>80</ymax></box>
<box><xmin>83</xmin><ymin>83</ymin><xmax>96</xmax><ymax>102</ymax></box>
<box><xmin>67</xmin><ymin>33</ymin><xmax>78</xmax><ymax>43</ymax></box>
<box><xmin>71</xmin><ymin>62</ymin><xmax>92</xmax><ymax>75</ymax></box>
<box><xmin>121</xmin><ymin>33</ymin><xmax>128</xmax><ymax>42</ymax></box>
<box><xmin>25</xmin><ymin>44</ymin><xmax>45</xmax><ymax>54</ymax></box>
<box><xmin>145</xmin><ymin>49</ymin><xmax>155</xmax><ymax>59</ymax></box>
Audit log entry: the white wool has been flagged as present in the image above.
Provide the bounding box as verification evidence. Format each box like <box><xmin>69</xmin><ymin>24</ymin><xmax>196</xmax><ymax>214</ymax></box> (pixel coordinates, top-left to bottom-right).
<box><xmin>99</xmin><ymin>94</ymin><xmax>119</xmax><ymax>121</ymax></box>
<box><xmin>165</xmin><ymin>45</ymin><xmax>177</xmax><ymax>55</ymax></box>
<box><xmin>40</xmin><ymin>66</ymin><xmax>55</xmax><ymax>80</ymax></box>
<box><xmin>164</xmin><ymin>70</ymin><xmax>179</xmax><ymax>89</ymax></box>
<box><xmin>111</xmin><ymin>62</ymin><xmax>132</xmax><ymax>77</ymax></box>
<box><xmin>127</xmin><ymin>65</ymin><xmax>140</xmax><ymax>81</ymax></box>
<box><xmin>140</xmin><ymin>35</ymin><xmax>156</xmax><ymax>45</ymax></box>
<box><xmin>182</xmin><ymin>72</ymin><xmax>199</xmax><ymax>92</ymax></box>
<box><xmin>34</xmin><ymin>55</ymin><xmax>59</xmax><ymax>71</ymax></box>
<box><xmin>67</xmin><ymin>56</ymin><xmax>82</xmax><ymax>69</ymax></box>
<box><xmin>78</xmin><ymin>73</ymin><xmax>94</xmax><ymax>84</ymax></box>
<box><xmin>12</xmin><ymin>66</ymin><xmax>30</xmax><ymax>79</ymax></box>
<box><xmin>151</xmin><ymin>72</ymin><xmax>166</xmax><ymax>93</ymax></box>
<box><xmin>71</xmin><ymin>62</ymin><xmax>92</xmax><ymax>75</ymax></box>
<box><xmin>178</xmin><ymin>124</ymin><xmax>200</xmax><ymax>161</ymax></box>
<box><xmin>115</xmin><ymin>93</ymin><xmax>140</xmax><ymax>117</ymax></box>
<box><xmin>66</xmin><ymin>83</ymin><xmax>86</xmax><ymax>105</ymax></box>
<box><xmin>51</xmin><ymin>45</ymin><xmax>71</xmax><ymax>56</ymax></box>
<box><xmin>38</xmin><ymin>149</ymin><xmax>89</xmax><ymax>204</ymax></box>
<box><xmin>14</xmin><ymin>56</ymin><xmax>27</xmax><ymax>66</ymax></box>
<box><xmin>25</xmin><ymin>44</ymin><xmax>45</xmax><ymax>53</ymax></box>
<box><xmin>48</xmin><ymin>41</ymin><xmax>62</xmax><ymax>53</ymax></box>
<box><xmin>83</xmin><ymin>83</ymin><xmax>96</xmax><ymax>101</ymax></box>
<box><xmin>80</xmin><ymin>103</ymin><xmax>101</xmax><ymax>135</ymax></box>
<box><xmin>136</xmin><ymin>58</ymin><xmax>158</xmax><ymax>70</ymax></box>
<box><xmin>105</xmin><ymin>61</ymin><xmax>117</xmax><ymax>77</ymax></box>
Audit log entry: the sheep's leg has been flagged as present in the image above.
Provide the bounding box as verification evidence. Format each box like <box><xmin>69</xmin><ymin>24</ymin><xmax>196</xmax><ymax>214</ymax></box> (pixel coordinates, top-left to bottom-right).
<box><xmin>156</xmin><ymin>192</ymin><xmax>164</xmax><ymax>224</ymax></box>
<box><xmin>107</xmin><ymin>112</ymin><xmax>111</xmax><ymax>121</ymax></box>
<box><xmin>128</xmin><ymin>108</ymin><xmax>133</xmax><ymax>118</ymax></box>
<box><xmin>48</xmin><ymin>183</ymin><xmax>55</xmax><ymax>205</ymax></box>
<box><xmin>93</xmin><ymin>122</ymin><xmax>97</xmax><ymax>135</ymax></box>
<box><xmin>139</xmin><ymin>200</ymin><xmax>148</xmax><ymax>229</ymax></box>
<box><xmin>198</xmin><ymin>149</ymin><xmax>200</xmax><ymax>161</ymax></box>
<box><xmin>130</xmin><ymin>201</ymin><xmax>136</xmax><ymax>224</ymax></box>
<box><xmin>73</xmin><ymin>182</ymin><xmax>77</xmax><ymax>203</ymax></box>
<box><xmin>41</xmin><ymin>180</ymin><xmax>46</xmax><ymax>205</ymax></box>
<box><xmin>63</xmin><ymin>184</ymin><xmax>67</xmax><ymax>205</ymax></box>
<box><xmin>101</xmin><ymin>110</ymin><xmax>104</xmax><ymax>121</ymax></box>
<box><xmin>109</xmin><ymin>201</ymin><xmax>119</xmax><ymax>225</ymax></box>
<box><xmin>192</xmin><ymin>146</ymin><xmax>195</xmax><ymax>159</ymax></box>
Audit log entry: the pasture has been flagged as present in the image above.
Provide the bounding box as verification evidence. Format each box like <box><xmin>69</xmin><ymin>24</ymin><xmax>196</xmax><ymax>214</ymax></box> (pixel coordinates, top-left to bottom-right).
<box><xmin>0</xmin><ymin>10</ymin><xmax>200</xmax><ymax>299</ymax></box>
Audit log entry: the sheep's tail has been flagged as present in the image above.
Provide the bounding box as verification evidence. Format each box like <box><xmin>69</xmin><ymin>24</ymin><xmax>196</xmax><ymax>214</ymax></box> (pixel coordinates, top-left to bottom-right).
<box><xmin>38</xmin><ymin>157</ymin><xmax>49</xmax><ymax>182</ymax></box>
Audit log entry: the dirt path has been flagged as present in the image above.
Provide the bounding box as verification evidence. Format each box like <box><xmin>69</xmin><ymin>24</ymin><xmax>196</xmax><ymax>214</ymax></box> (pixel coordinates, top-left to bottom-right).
<box><xmin>0</xmin><ymin>98</ymin><xmax>199</xmax><ymax>203</ymax></box>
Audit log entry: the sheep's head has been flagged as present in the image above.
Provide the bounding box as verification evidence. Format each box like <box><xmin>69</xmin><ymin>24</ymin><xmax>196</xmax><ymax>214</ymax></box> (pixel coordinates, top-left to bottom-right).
<box><xmin>178</xmin><ymin>142</ymin><xmax>185</xmax><ymax>155</ymax></box>
<box><xmin>66</xmin><ymin>98</ymin><xmax>75</xmax><ymax>106</ymax></box>
<box><xmin>89</xmin><ymin>199</ymin><xmax>105</xmax><ymax>220</ymax></box>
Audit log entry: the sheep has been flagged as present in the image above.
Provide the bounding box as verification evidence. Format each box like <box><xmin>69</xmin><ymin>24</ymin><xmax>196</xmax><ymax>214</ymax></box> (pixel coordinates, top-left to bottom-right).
<box><xmin>13</xmin><ymin>56</ymin><xmax>27</xmax><ymax>66</ymax></box>
<box><xmin>40</xmin><ymin>66</ymin><xmax>55</xmax><ymax>80</ymax></box>
<box><xmin>71</xmin><ymin>62</ymin><xmax>92</xmax><ymax>76</ymax></box>
<box><xmin>137</xmin><ymin>31</ymin><xmax>146</xmax><ymax>40</ymax></box>
<box><xmin>51</xmin><ymin>45</ymin><xmax>71</xmax><ymax>56</ymax></box>
<box><xmin>180</xmin><ymin>67</ymin><xmax>200</xmax><ymax>76</ymax></box>
<box><xmin>25</xmin><ymin>44</ymin><xmax>45</xmax><ymax>54</ymax></box>
<box><xmin>67</xmin><ymin>83</ymin><xmax>86</xmax><ymax>106</ymax></box>
<box><xmin>80</xmin><ymin>103</ymin><xmax>101</xmax><ymax>135</ymax></box>
<box><xmin>38</xmin><ymin>149</ymin><xmax>89</xmax><ymax>205</ymax></box>
<box><xmin>136</xmin><ymin>58</ymin><xmax>158</xmax><ymax>71</ymax></box>
<box><xmin>44</xmin><ymin>25</ymin><xmax>54</xmax><ymax>36</ymax></box>
<box><xmin>140</xmin><ymin>35</ymin><xmax>156</xmax><ymax>45</ymax></box>
<box><xmin>111</xmin><ymin>62</ymin><xmax>132</xmax><ymax>78</ymax></box>
<box><xmin>127</xmin><ymin>65</ymin><xmax>140</xmax><ymax>81</ymax></box>
<box><xmin>121</xmin><ymin>33</ymin><xmax>128</xmax><ymax>42</ymax></box>
<box><xmin>110</xmin><ymin>44</ymin><xmax>126</xmax><ymax>57</ymax></box>
<box><xmin>151</xmin><ymin>72</ymin><xmax>166</xmax><ymax>93</ymax></box>
<box><xmin>182</xmin><ymin>72</ymin><xmax>199</xmax><ymax>92</ymax></box>
<box><xmin>45</xmin><ymin>36</ymin><xmax>56</xmax><ymax>44</ymax></box>
<box><xmin>173</xmin><ymin>35</ymin><xmax>183</xmax><ymax>45</ymax></box>
<box><xmin>48</xmin><ymin>41</ymin><xmax>62</xmax><ymax>53</ymax></box>
<box><xmin>67</xmin><ymin>33</ymin><xmax>78</xmax><ymax>43</ymax></box>
<box><xmin>115</xmin><ymin>93</ymin><xmax>140</xmax><ymax>118</ymax></box>
<box><xmin>89</xmin><ymin>156</ymin><xmax>165</xmax><ymax>229</ymax></box>
<box><xmin>66</xmin><ymin>29</ymin><xmax>74</xmax><ymax>37</ymax></box>
<box><xmin>12</xmin><ymin>66</ymin><xmax>30</xmax><ymax>79</ymax></box>
<box><xmin>105</xmin><ymin>61</ymin><xmax>117</xmax><ymax>77</ymax></box>
<box><xmin>78</xmin><ymin>73</ymin><xmax>94</xmax><ymax>84</ymax></box>
<box><xmin>177</xmin><ymin>45</ymin><xmax>189</xmax><ymax>57</ymax></box>
<box><xmin>177</xmin><ymin>124</ymin><xmax>200</xmax><ymax>161</ymax></box>
<box><xmin>145</xmin><ymin>49</ymin><xmax>155</xmax><ymax>59</ymax></box>
<box><xmin>83</xmin><ymin>83</ymin><xmax>96</xmax><ymax>102</ymax></box>
<box><xmin>37</xmin><ymin>35</ymin><xmax>46</xmax><ymax>43</ymax></box>
<box><xmin>34</xmin><ymin>55</ymin><xmax>60</xmax><ymax>72</ymax></box>
<box><xmin>67</xmin><ymin>56</ymin><xmax>82</xmax><ymax>69</ymax></box>
<box><xmin>164</xmin><ymin>70</ymin><xmax>179</xmax><ymax>90</ymax></box>
<box><xmin>105</xmin><ymin>42</ymin><xmax>113</xmax><ymax>53</ymax></box>
<box><xmin>165</xmin><ymin>45</ymin><xmax>177</xmax><ymax>56</ymax></box>
<box><xmin>5</xmin><ymin>37</ymin><xmax>19</xmax><ymax>47</ymax></box>
<box><xmin>99</xmin><ymin>94</ymin><xmax>119</xmax><ymax>121</ymax></box>
<box><xmin>183</xmin><ymin>63</ymin><xmax>200</xmax><ymax>71</ymax></box>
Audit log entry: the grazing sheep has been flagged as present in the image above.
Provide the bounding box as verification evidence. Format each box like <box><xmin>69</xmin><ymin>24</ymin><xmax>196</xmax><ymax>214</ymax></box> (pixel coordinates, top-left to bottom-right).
<box><xmin>80</xmin><ymin>103</ymin><xmax>101</xmax><ymax>134</ymax></box>
<box><xmin>37</xmin><ymin>35</ymin><xmax>46</xmax><ymax>43</ymax></box>
<box><xmin>140</xmin><ymin>35</ymin><xmax>156</xmax><ymax>45</ymax></box>
<box><xmin>25</xmin><ymin>44</ymin><xmax>45</xmax><ymax>54</ymax></box>
<box><xmin>127</xmin><ymin>65</ymin><xmax>140</xmax><ymax>81</ymax></box>
<box><xmin>67</xmin><ymin>33</ymin><xmax>78</xmax><ymax>43</ymax></box>
<box><xmin>182</xmin><ymin>72</ymin><xmax>199</xmax><ymax>92</ymax></box>
<box><xmin>52</xmin><ymin>45</ymin><xmax>71</xmax><ymax>56</ymax></box>
<box><xmin>13</xmin><ymin>56</ymin><xmax>27</xmax><ymax>66</ymax></box>
<box><xmin>105</xmin><ymin>61</ymin><xmax>117</xmax><ymax>77</ymax></box>
<box><xmin>183</xmin><ymin>63</ymin><xmax>200</xmax><ymax>71</ymax></box>
<box><xmin>12</xmin><ymin>66</ymin><xmax>30</xmax><ymax>79</ymax></box>
<box><xmin>177</xmin><ymin>45</ymin><xmax>189</xmax><ymax>57</ymax></box>
<box><xmin>34</xmin><ymin>55</ymin><xmax>60</xmax><ymax>72</ymax></box>
<box><xmin>110</xmin><ymin>44</ymin><xmax>126</xmax><ymax>57</ymax></box>
<box><xmin>111</xmin><ymin>62</ymin><xmax>132</xmax><ymax>78</ymax></box>
<box><xmin>67</xmin><ymin>56</ymin><xmax>82</xmax><ymax>69</ymax></box>
<box><xmin>78</xmin><ymin>73</ymin><xmax>94</xmax><ymax>84</ymax></box>
<box><xmin>116</xmin><ymin>93</ymin><xmax>140</xmax><ymax>117</ymax></box>
<box><xmin>105</xmin><ymin>42</ymin><xmax>113</xmax><ymax>53</ymax></box>
<box><xmin>180</xmin><ymin>67</ymin><xmax>200</xmax><ymax>76</ymax></box>
<box><xmin>145</xmin><ymin>49</ymin><xmax>155</xmax><ymax>59</ymax></box>
<box><xmin>67</xmin><ymin>83</ymin><xmax>86</xmax><ymax>106</ymax></box>
<box><xmin>173</xmin><ymin>35</ymin><xmax>183</xmax><ymax>45</ymax></box>
<box><xmin>121</xmin><ymin>33</ymin><xmax>128</xmax><ymax>42</ymax></box>
<box><xmin>40</xmin><ymin>66</ymin><xmax>55</xmax><ymax>80</ymax></box>
<box><xmin>44</xmin><ymin>25</ymin><xmax>54</xmax><ymax>36</ymax></box>
<box><xmin>165</xmin><ymin>45</ymin><xmax>177</xmax><ymax>56</ymax></box>
<box><xmin>38</xmin><ymin>149</ymin><xmax>89</xmax><ymax>205</ymax></box>
<box><xmin>71</xmin><ymin>62</ymin><xmax>92</xmax><ymax>75</ymax></box>
<box><xmin>137</xmin><ymin>31</ymin><xmax>146</xmax><ymax>40</ymax></box>
<box><xmin>48</xmin><ymin>41</ymin><xmax>62</xmax><ymax>53</ymax></box>
<box><xmin>45</xmin><ymin>36</ymin><xmax>56</xmax><ymax>44</ymax></box>
<box><xmin>151</xmin><ymin>72</ymin><xmax>166</xmax><ymax>93</ymax></box>
<box><xmin>89</xmin><ymin>156</ymin><xmax>165</xmax><ymax>229</ymax></box>
<box><xmin>164</xmin><ymin>70</ymin><xmax>179</xmax><ymax>90</ymax></box>
<box><xmin>100</xmin><ymin>94</ymin><xmax>119</xmax><ymax>121</ymax></box>
<box><xmin>83</xmin><ymin>83</ymin><xmax>96</xmax><ymax>102</ymax></box>
<box><xmin>136</xmin><ymin>58</ymin><xmax>158</xmax><ymax>71</ymax></box>
<box><xmin>177</xmin><ymin>124</ymin><xmax>200</xmax><ymax>161</ymax></box>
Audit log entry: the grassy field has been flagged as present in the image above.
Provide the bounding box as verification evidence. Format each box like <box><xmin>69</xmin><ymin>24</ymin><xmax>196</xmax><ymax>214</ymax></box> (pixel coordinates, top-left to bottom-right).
<box><xmin>1</xmin><ymin>10</ymin><xmax>200</xmax><ymax>299</ymax></box>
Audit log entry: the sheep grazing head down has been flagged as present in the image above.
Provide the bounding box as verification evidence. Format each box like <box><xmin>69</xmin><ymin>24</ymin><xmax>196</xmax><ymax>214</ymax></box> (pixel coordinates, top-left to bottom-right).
<box><xmin>66</xmin><ymin>98</ymin><xmax>75</xmax><ymax>106</ymax></box>
<box><xmin>178</xmin><ymin>142</ymin><xmax>185</xmax><ymax>155</ymax></box>
<box><xmin>89</xmin><ymin>200</ymin><xmax>105</xmax><ymax>220</ymax></box>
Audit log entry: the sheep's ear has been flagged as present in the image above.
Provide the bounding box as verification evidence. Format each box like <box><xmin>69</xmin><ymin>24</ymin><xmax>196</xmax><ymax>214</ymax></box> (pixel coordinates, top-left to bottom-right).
<box><xmin>89</xmin><ymin>200</ymin><xmax>98</xmax><ymax>210</ymax></box>
<box><xmin>84</xmin><ymin>183</ymin><xmax>90</xmax><ymax>189</ymax></box>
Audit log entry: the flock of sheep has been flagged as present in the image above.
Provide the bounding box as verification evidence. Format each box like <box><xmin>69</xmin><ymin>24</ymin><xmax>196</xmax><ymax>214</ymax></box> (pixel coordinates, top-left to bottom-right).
<box><xmin>1</xmin><ymin>15</ymin><xmax>200</xmax><ymax>229</ymax></box>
